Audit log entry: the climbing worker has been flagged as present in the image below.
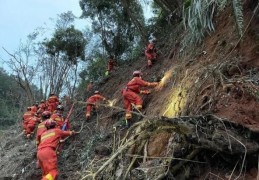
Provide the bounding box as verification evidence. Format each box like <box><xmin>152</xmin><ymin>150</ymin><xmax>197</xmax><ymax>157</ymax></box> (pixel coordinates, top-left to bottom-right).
<box><xmin>105</xmin><ymin>55</ymin><xmax>116</xmax><ymax>76</ymax></box>
<box><xmin>31</xmin><ymin>102</ymin><xmax>39</xmax><ymax>114</ymax></box>
<box><xmin>37</xmin><ymin>119</ymin><xmax>74</xmax><ymax>180</ymax></box>
<box><xmin>25</xmin><ymin>114</ymin><xmax>40</xmax><ymax>138</ymax></box>
<box><xmin>86</xmin><ymin>91</ymin><xmax>106</xmax><ymax>120</ymax></box>
<box><xmin>50</xmin><ymin>105</ymin><xmax>65</xmax><ymax>129</ymax></box>
<box><xmin>145</xmin><ymin>42</ymin><xmax>157</xmax><ymax>67</ymax></box>
<box><xmin>36</xmin><ymin>111</ymin><xmax>51</xmax><ymax>147</ymax></box>
<box><xmin>47</xmin><ymin>92</ymin><xmax>60</xmax><ymax>113</ymax></box>
<box><xmin>37</xmin><ymin>100</ymin><xmax>47</xmax><ymax>116</ymax></box>
<box><xmin>22</xmin><ymin>107</ymin><xmax>34</xmax><ymax>135</ymax></box>
<box><xmin>122</xmin><ymin>70</ymin><xmax>158</xmax><ymax>127</ymax></box>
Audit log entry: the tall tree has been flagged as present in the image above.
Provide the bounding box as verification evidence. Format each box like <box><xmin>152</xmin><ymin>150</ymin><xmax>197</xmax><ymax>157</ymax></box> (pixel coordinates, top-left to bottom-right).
<box><xmin>79</xmin><ymin>0</ymin><xmax>146</xmax><ymax>59</ymax></box>
<box><xmin>2</xmin><ymin>33</ymin><xmax>39</xmax><ymax>104</ymax></box>
<box><xmin>39</xmin><ymin>25</ymin><xmax>86</xmax><ymax>96</ymax></box>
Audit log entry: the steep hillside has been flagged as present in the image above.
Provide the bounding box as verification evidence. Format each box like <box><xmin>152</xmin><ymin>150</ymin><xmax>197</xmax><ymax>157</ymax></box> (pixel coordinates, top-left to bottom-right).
<box><xmin>1</xmin><ymin>1</ymin><xmax>259</xmax><ymax>179</ymax></box>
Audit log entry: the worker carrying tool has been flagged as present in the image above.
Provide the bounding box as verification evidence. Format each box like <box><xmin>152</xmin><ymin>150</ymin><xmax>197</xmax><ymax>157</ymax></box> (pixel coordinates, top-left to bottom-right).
<box><xmin>85</xmin><ymin>91</ymin><xmax>106</xmax><ymax>120</ymax></box>
<box><xmin>61</xmin><ymin>102</ymin><xmax>75</xmax><ymax>131</ymax></box>
<box><xmin>145</xmin><ymin>42</ymin><xmax>157</xmax><ymax>67</ymax></box>
<box><xmin>37</xmin><ymin>119</ymin><xmax>75</xmax><ymax>180</ymax></box>
<box><xmin>122</xmin><ymin>70</ymin><xmax>158</xmax><ymax>127</ymax></box>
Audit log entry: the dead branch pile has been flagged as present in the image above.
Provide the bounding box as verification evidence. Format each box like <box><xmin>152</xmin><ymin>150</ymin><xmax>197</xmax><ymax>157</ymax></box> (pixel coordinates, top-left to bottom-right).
<box><xmin>81</xmin><ymin>114</ymin><xmax>259</xmax><ymax>179</ymax></box>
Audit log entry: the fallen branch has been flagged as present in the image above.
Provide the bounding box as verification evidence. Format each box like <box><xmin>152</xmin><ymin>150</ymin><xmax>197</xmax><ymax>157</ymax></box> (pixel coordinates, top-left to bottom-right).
<box><xmin>76</xmin><ymin>100</ymin><xmax>152</xmax><ymax>119</ymax></box>
<box><xmin>123</xmin><ymin>140</ymin><xmax>147</xmax><ymax>180</ymax></box>
<box><xmin>81</xmin><ymin>133</ymin><xmax>143</xmax><ymax>180</ymax></box>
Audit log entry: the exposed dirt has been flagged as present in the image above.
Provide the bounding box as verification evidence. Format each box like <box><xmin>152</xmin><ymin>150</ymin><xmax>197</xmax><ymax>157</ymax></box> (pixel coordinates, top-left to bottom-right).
<box><xmin>1</xmin><ymin>1</ymin><xmax>259</xmax><ymax>179</ymax></box>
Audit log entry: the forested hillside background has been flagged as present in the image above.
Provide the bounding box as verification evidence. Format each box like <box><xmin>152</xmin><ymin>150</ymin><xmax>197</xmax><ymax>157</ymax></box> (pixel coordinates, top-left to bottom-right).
<box><xmin>0</xmin><ymin>69</ymin><xmax>35</xmax><ymax>128</ymax></box>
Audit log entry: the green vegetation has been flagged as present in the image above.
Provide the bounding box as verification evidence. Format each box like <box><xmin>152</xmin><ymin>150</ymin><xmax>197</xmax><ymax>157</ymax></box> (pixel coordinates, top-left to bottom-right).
<box><xmin>0</xmin><ymin>68</ymin><xmax>23</xmax><ymax>128</ymax></box>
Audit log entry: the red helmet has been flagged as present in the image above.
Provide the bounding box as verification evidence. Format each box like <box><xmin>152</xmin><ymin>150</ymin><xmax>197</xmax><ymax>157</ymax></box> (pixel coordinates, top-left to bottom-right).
<box><xmin>45</xmin><ymin>119</ymin><xmax>57</xmax><ymax>129</ymax></box>
<box><xmin>94</xmin><ymin>90</ymin><xmax>100</xmax><ymax>94</ymax></box>
<box><xmin>133</xmin><ymin>70</ymin><xmax>142</xmax><ymax>77</ymax></box>
<box><xmin>42</xmin><ymin>111</ymin><xmax>51</xmax><ymax>119</ymax></box>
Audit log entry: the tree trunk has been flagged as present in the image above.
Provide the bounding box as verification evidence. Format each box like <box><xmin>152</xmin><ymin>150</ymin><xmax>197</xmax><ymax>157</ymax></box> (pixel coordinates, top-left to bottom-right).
<box><xmin>121</xmin><ymin>0</ymin><xmax>148</xmax><ymax>44</ymax></box>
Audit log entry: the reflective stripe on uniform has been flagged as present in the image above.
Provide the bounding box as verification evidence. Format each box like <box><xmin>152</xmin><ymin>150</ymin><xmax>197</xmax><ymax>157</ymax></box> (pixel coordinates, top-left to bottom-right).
<box><xmin>45</xmin><ymin>173</ymin><xmax>53</xmax><ymax>180</ymax></box>
<box><xmin>41</xmin><ymin>132</ymin><xmax>55</xmax><ymax>141</ymax></box>
<box><xmin>38</xmin><ymin>124</ymin><xmax>45</xmax><ymax>128</ymax></box>
<box><xmin>53</xmin><ymin>117</ymin><xmax>62</xmax><ymax>121</ymax></box>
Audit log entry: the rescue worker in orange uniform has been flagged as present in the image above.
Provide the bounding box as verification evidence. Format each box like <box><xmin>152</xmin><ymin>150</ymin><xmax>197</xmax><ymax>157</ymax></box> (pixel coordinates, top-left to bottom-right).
<box><xmin>36</xmin><ymin>111</ymin><xmax>51</xmax><ymax>147</ymax></box>
<box><xmin>25</xmin><ymin>115</ymin><xmax>40</xmax><ymax>138</ymax></box>
<box><xmin>122</xmin><ymin>70</ymin><xmax>158</xmax><ymax>126</ymax></box>
<box><xmin>31</xmin><ymin>102</ymin><xmax>39</xmax><ymax>114</ymax></box>
<box><xmin>145</xmin><ymin>43</ymin><xmax>157</xmax><ymax>67</ymax></box>
<box><xmin>106</xmin><ymin>55</ymin><xmax>116</xmax><ymax>76</ymax></box>
<box><xmin>86</xmin><ymin>91</ymin><xmax>106</xmax><ymax>120</ymax></box>
<box><xmin>47</xmin><ymin>93</ymin><xmax>60</xmax><ymax>113</ymax></box>
<box><xmin>37</xmin><ymin>119</ymin><xmax>74</xmax><ymax>180</ymax></box>
<box><xmin>22</xmin><ymin>107</ymin><xmax>34</xmax><ymax>135</ymax></box>
<box><xmin>50</xmin><ymin>105</ymin><xmax>65</xmax><ymax>129</ymax></box>
<box><xmin>37</xmin><ymin>100</ymin><xmax>47</xmax><ymax>116</ymax></box>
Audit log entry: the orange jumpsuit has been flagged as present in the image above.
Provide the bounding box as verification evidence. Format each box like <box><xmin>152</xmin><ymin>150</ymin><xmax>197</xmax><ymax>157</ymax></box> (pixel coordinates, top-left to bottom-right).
<box><xmin>36</xmin><ymin>121</ymin><xmax>47</xmax><ymax>146</ymax></box>
<box><xmin>50</xmin><ymin>113</ymin><xmax>65</xmax><ymax>129</ymax></box>
<box><xmin>37</xmin><ymin>128</ymin><xmax>72</xmax><ymax>180</ymax></box>
<box><xmin>86</xmin><ymin>94</ymin><xmax>105</xmax><ymax>119</ymax></box>
<box><xmin>122</xmin><ymin>77</ymin><xmax>156</xmax><ymax>120</ymax></box>
<box><xmin>38</xmin><ymin>102</ymin><xmax>47</xmax><ymax>115</ymax></box>
<box><xmin>23</xmin><ymin>110</ymin><xmax>34</xmax><ymax>133</ymax></box>
<box><xmin>47</xmin><ymin>95</ymin><xmax>59</xmax><ymax>113</ymax></box>
<box><xmin>31</xmin><ymin>105</ymin><xmax>38</xmax><ymax>114</ymax></box>
<box><xmin>145</xmin><ymin>43</ymin><xmax>157</xmax><ymax>66</ymax></box>
<box><xmin>25</xmin><ymin>116</ymin><xmax>40</xmax><ymax>136</ymax></box>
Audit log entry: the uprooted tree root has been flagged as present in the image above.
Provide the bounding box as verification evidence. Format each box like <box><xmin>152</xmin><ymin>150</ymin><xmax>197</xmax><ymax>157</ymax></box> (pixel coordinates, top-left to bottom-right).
<box><xmin>80</xmin><ymin>114</ymin><xmax>259</xmax><ymax>180</ymax></box>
